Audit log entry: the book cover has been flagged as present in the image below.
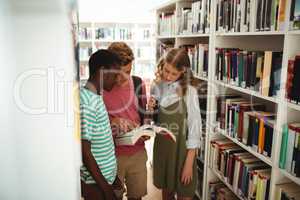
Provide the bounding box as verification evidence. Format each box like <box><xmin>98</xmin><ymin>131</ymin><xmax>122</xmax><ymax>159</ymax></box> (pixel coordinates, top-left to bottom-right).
<box><xmin>293</xmin><ymin>0</ymin><xmax>300</xmax><ymax>29</ymax></box>
<box><xmin>279</xmin><ymin>124</ymin><xmax>289</xmax><ymax>169</ymax></box>
<box><xmin>262</xmin><ymin>51</ymin><xmax>273</xmax><ymax>96</ymax></box>
<box><xmin>286</xmin><ymin>60</ymin><xmax>295</xmax><ymax>101</ymax></box>
<box><xmin>291</xmin><ymin>55</ymin><xmax>300</xmax><ymax>104</ymax></box>
<box><xmin>285</xmin><ymin>126</ymin><xmax>296</xmax><ymax>172</ymax></box>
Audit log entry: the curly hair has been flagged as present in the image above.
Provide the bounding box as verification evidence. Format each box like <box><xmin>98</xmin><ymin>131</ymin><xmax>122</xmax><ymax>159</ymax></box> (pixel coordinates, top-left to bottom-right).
<box><xmin>156</xmin><ymin>48</ymin><xmax>198</xmax><ymax>96</ymax></box>
<box><xmin>108</xmin><ymin>42</ymin><xmax>134</xmax><ymax>66</ymax></box>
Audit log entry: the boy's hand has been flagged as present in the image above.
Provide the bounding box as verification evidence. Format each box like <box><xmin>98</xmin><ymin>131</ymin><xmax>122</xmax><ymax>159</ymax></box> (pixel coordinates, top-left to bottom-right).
<box><xmin>111</xmin><ymin>117</ymin><xmax>138</xmax><ymax>133</ymax></box>
<box><xmin>103</xmin><ymin>185</ymin><xmax>117</xmax><ymax>200</ymax></box>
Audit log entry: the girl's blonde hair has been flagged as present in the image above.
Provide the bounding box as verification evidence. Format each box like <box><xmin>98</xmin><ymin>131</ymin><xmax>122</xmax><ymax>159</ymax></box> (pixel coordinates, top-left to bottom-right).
<box><xmin>155</xmin><ymin>48</ymin><xmax>198</xmax><ymax>96</ymax></box>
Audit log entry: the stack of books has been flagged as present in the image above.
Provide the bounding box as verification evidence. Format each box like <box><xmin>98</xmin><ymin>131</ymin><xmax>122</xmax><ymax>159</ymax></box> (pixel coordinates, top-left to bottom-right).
<box><xmin>177</xmin><ymin>0</ymin><xmax>211</xmax><ymax>35</ymax></box>
<box><xmin>216</xmin><ymin>0</ymin><xmax>288</xmax><ymax>33</ymax></box>
<box><xmin>215</xmin><ymin>48</ymin><xmax>283</xmax><ymax>97</ymax></box>
<box><xmin>216</xmin><ymin>95</ymin><xmax>276</xmax><ymax>158</ymax></box>
<box><xmin>210</xmin><ymin>139</ymin><xmax>271</xmax><ymax>200</ymax></box>
<box><xmin>279</xmin><ymin>123</ymin><xmax>300</xmax><ymax>177</ymax></box>
<box><xmin>180</xmin><ymin>44</ymin><xmax>209</xmax><ymax>78</ymax></box>
<box><xmin>158</xmin><ymin>12</ymin><xmax>176</xmax><ymax>36</ymax></box>
<box><xmin>157</xmin><ymin>43</ymin><xmax>174</xmax><ymax>59</ymax></box>
<box><xmin>286</xmin><ymin>54</ymin><xmax>300</xmax><ymax>105</ymax></box>
<box><xmin>95</xmin><ymin>27</ymin><xmax>133</xmax><ymax>40</ymax></box>
<box><xmin>79</xmin><ymin>27</ymin><xmax>92</xmax><ymax>40</ymax></box>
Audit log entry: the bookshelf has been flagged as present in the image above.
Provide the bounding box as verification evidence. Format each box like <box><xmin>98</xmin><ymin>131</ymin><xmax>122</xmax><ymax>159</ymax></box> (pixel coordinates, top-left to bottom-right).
<box><xmin>155</xmin><ymin>0</ymin><xmax>300</xmax><ymax>200</ymax></box>
<box><xmin>79</xmin><ymin>21</ymin><xmax>156</xmax><ymax>83</ymax></box>
<box><xmin>209</xmin><ymin>167</ymin><xmax>246</xmax><ymax>200</ymax></box>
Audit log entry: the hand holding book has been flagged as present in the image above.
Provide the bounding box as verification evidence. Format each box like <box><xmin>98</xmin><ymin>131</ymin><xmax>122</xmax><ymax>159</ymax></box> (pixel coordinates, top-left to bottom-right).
<box><xmin>111</xmin><ymin>117</ymin><xmax>138</xmax><ymax>134</ymax></box>
<box><xmin>115</xmin><ymin>124</ymin><xmax>176</xmax><ymax>146</ymax></box>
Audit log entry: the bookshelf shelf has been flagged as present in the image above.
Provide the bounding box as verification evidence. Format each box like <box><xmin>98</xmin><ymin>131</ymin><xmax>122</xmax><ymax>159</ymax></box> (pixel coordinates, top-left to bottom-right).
<box><xmin>176</xmin><ymin>33</ymin><xmax>210</xmax><ymax>38</ymax></box>
<box><xmin>157</xmin><ymin>35</ymin><xmax>176</xmax><ymax>39</ymax></box>
<box><xmin>280</xmin><ymin>169</ymin><xmax>300</xmax><ymax>186</ymax></box>
<box><xmin>287</xmin><ymin>102</ymin><xmax>300</xmax><ymax>112</ymax></box>
<box><xmin>214</xmin><ymin>80</ymin><xmax>278</xmax><ymax>104</ymax></box>
<box><xmin>194</xmin><ymin>75</ymin><xmax>208</xmax><ymax>82</ymax></box>
<box><xmin>210</xmin><ymin>167</ymin><xmax>246</xmax><ymax>200</ymax></box>
<box><xmin>155</xmin><ymin>0</ymin><xmax>300</xmax><ymax>199</ymax></box>
<box><xmin>79</xmin><ymin>40</ymin><xmax>93</xmax><ymax>43</ymax></box>
<box><xmin>215</xmin><ymin>128</ymin><xmax>273</xmax><ymax>166</ymax></box>
<box><xmin>288</xmin><ymin>30</ymin><xmax>300</xmax><ymax>35</ymax></box>
<box><xmin>215</xmin><ymin>31</ymin><xmax>285</xmax><ymax>36</ymax></box>
<box><xmin>94</xmin><ymin>39</ymin><xmax>134</xmax><ymax>43</ymax></box>
<box><xmin>155</xmin><ymin>0</ymin><xmax>177</xmax><ymax>12</ymax></box>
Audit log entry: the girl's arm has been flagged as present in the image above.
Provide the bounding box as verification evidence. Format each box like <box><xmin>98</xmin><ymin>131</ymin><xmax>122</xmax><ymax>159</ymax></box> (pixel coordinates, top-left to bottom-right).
<box><xmin>186</xmin><ymin>85</ymin><xmax>202</xmax><ymax>149</ymax></box>
<box><xmin>181</xmin><ymin>149</ymin><xmax>196</xmax><ymax>185</ymax></box>
<box><xmin>181</xmin><ymin>86</ymin><xmax>202</xmax><ymax>185</ymax></box>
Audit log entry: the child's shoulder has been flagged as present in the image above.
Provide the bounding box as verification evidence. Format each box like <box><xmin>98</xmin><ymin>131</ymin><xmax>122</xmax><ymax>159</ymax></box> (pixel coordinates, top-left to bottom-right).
<box><xmin>187</xmin><ymin>85</ymin><xmax>198</xmax><ymax>96</ymax></box>
<box><xmin>80</xmin><ymin>88</ymin><xmax>101</xmax><ymax>107</ymax></box>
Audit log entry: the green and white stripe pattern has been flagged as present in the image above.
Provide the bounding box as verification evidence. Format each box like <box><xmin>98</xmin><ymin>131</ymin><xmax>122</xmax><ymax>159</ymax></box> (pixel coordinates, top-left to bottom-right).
<box><xmin>80</xmin><ymin>88</ymin><xmax>117</xmax><ymax>185</ymax></box>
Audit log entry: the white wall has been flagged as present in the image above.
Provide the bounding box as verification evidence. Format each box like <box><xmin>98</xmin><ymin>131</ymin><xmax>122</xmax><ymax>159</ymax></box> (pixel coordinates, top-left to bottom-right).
<box><xmin>78</xmin><ymin>0</ymin><xmax>168</xmax><ymax>23</ymax></box>
<box><xmin>0</xmin><ymin>0</ymin><xmax>81</xmax><ymax>199</ymax></box>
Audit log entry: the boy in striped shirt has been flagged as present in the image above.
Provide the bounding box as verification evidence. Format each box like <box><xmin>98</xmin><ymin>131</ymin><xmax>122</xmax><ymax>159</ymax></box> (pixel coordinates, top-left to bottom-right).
<box><xmin>80</xmin><ymin>49</ymin><xmax>121</xmax><ymax>200</ymax></box>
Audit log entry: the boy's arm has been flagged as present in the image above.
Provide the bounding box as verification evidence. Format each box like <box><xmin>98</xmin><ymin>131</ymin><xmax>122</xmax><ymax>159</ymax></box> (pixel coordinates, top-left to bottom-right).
<box><xmin>81</xmin><ymin>140</ymin><xmax>116</xmax><ymax>199</ymax></box>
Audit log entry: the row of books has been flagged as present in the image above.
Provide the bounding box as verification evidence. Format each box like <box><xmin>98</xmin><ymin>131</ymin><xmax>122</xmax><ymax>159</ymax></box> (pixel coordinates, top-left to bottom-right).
<box><xmin>286</xmin><ymin>55</ymin><xmax>300</xmax><ymax>104</ymax></box>
<box><xmin>290</xmin><ymin>0</ymin><xmax>300</xmax><ymax>30</ymax></box>
<box><xmin>158</xmin><ymin>12</ymin><xmax>176</xmax><ymax>36</ymax></box>
<box><xmin>209</xmin><ymin>181</ymin><xmax>239</xmax><ymax>200</ymax></box>
<box><xmin>79</xmin><ymin>27</ymin><xmax>92</xmax><ymax>40</ymax></box>
<box><xmin>210</xmin><ymin>139</ymin><xmax>272</xmax><ymax>200</ymax></box>
<box><xmin>80</xmin><ymin>64</ymin><xmax>89</xmax><ymax>80</ymax></box>
<box><xmin>215</xmin><ymin>48</ymin><xmax>283</xmax><ymax>97</ymax></box>
<box><xmin>216</xmin><ymin>0</ymin><xmax>287</xmax><ymax>33</ymax></box>
<box><xmin>136</xmin><ymin>46</ymin><xmax>154</xmax><ymax>60</ymax></box>
<box><xmin>157</xmin><ymin>43</ymin><xmax>174</xmax><ymax>60</ymax></box>
<box><xmin>279</xmin><ymin>123</ymin><xmax>300</xmax><ymax>177</ymax></box>
<box><xmin>275</xmin><ymin>182</ymin><xmax>300</xmax><ymax>200</ymax></box>
<box><xmin>79</xmin><ymin>47</ymin><xmax>93</xmax><ymax>61</ymax></box>
<box><xmin>180</xmin><ymin>44</ymin><xmax>209</xmax><ymax>78</ymax></box>
<box><xmin>95</xmin><ymin>27</ymin><xmax>133</xmax><ymax>40</ymax></box>
<box><xmin>177</xmin><ymin>0</ymin><xmax>211</xmax><ymax>35</ymax></box>
<box><xmin>216</xmin><ymin>95</ymin><xmax>276</xmax><ymax>158</ymax></box>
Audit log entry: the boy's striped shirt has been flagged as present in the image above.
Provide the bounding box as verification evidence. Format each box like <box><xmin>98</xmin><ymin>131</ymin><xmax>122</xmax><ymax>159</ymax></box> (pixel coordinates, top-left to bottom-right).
<box><xmin>80</xmin><ymin>88</ymin><xmax>117</xmax><ymax>185</ymax></box>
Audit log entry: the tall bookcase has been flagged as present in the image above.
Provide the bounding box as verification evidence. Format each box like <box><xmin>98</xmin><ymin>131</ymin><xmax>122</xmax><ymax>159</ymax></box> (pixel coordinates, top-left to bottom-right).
<box><xmin>78</xmin><ymin>21</ymin><xmax>156</xmax><ymax>87</ymax></box>
<box><xmin>155</xmin><ymin>0</ymin><xmax>300</xmax><ymax>200</ymax></box>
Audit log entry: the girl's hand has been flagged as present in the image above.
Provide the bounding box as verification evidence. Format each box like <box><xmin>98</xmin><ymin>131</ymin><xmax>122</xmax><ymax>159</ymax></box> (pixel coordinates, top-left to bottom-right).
<box><xmin>181</xmin><ymin>158</ymin><xmax>193</xmax><ymax>185</ymax></box>
<box><xmin>147</xmin><ymin>96</ymin><xmax>157</xmax><ymax>112</ymax></box>
<box><xmin>181</xmin><ymin>149</ymin><xmax>196</xmax><ymax>185</ymax></box>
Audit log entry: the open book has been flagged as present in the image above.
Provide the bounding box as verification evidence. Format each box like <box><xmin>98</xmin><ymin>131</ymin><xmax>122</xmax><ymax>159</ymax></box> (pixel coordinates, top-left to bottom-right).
<box><xmin>115</xmin><ymin>124</ymin><xmax>176</xmax><ymax>146</ymax></box>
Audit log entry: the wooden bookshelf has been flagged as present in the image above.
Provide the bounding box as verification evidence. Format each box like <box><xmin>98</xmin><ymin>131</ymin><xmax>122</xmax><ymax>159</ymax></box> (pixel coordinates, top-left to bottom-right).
<box><xmin>155</xmin><ymin>1</ymin><xmax>300</xmax><ymax>200</ymax></box>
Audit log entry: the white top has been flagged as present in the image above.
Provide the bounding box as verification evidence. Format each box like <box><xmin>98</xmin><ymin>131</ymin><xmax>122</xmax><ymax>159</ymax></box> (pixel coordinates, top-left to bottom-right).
<box><xmin>151</xmin><ymin>81</ymin><xmax>202</xmax><ymax>149</ymax></box>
